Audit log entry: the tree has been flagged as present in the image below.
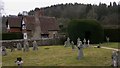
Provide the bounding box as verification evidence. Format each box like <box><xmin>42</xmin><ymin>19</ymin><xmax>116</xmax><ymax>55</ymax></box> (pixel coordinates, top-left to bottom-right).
<box><xmin>113</xmin><ymin>2</ymin><xmax>117</xmax><ymax>7</ymax></box>
<box><xmin>67</xmin><ymin>19</ymin><xmax>104</xmax><ymax>44</ymax></box>
<box><xmin>108</xmin><ymin>2</ymin><xmax>112</xmax><ymax>7</ymax></box>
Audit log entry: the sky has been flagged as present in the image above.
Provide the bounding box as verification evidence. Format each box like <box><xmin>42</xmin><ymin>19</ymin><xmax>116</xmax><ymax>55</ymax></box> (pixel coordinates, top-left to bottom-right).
<box><xmin>2</xmin><ymin>0</ymin><xmax>120</xmax><ymax>15</ymax></box>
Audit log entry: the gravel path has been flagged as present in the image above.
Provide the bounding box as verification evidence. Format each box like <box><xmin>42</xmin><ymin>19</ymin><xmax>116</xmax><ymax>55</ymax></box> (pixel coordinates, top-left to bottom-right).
<box><xmin>92</xmin><ymin>46</ymin><xmax>120</xmax><ymax>51</ymax></box>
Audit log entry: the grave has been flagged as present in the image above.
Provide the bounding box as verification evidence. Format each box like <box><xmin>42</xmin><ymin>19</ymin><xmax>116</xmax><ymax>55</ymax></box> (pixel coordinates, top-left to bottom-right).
<box><xmin>111</xmin><ymin>50</ymin><xmax>118</xmax><ymax>67</ymax></box>
<box><xmin>83</xmin><ymin>38</ymin><xmax>87</xmax><ymax>48</ymax></box>
<box><xmin>64</xmin><ymin>37</ymin><xmax>71</xmax><ymax>47</ymax></box>
<box><xmin>87</xmin><ymin>40</ymin><xmax>90</xmax><ymax>46</ymax></box>
<box><xmin>17</xmin><ymin>43</ymin><xmax>22</xmax><ymax>50</ymax></box>
<box><xmin>23</xmin><ymin>40</ymin><xmax>29</xmax><ymax>52</ymax></box>
<box><xmin>77</xmin><ymin>38</ymin><xmax>84</xmax><ymax>60</ymax></box>
<box><xmin>10</xmin><ymin>43</ymin><xmax>15</xmax><ymax>52</ymax></box>
<box><xmin>71</xmin><ymin>41</ymin><xmax>75</xmax><ymax>50</ymax></box>
<box><xmin>32</xmin><ymin>41</ymin><xmax>38</xmax><ymax>50</ymax></box>
<box><xmin>2</xmin><ymin>46</ymin><xmax>7</xmax><ymax>56</ymax></box>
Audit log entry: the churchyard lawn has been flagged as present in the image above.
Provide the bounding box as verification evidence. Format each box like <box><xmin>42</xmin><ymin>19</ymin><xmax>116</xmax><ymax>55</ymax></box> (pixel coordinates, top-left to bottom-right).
<box><xmin>93</xmin><ymin>42</ymin><xmax>119</xmax><ymax>49</ymax></box>
<box><xmin>2</xmin><ymin>44</ymin><xmax>113</xmax><ymax>66</ymax></box>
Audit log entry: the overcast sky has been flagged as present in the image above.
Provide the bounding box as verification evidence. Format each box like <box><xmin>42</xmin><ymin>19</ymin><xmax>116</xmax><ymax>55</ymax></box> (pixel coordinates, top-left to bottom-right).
<box><xmin>2</xmin><ymin>0</ymin><xmax>120</xmax><ymax>15</ymax></box>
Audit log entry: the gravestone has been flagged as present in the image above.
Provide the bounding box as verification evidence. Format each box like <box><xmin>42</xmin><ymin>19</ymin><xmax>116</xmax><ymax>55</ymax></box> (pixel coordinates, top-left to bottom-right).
<box><xmin>23</xmin><ymin>40</ymin><xmax>29</xmax><ymax>52</ymax></box>
<box><xmin>64</xmin><ymin>37</ymin><xmax>71</xmax><ymax>47</ymax></box>
<box><xmin>117</xmin><ymin>51</ymin><xmax>120</xmax><ymax>66</ymax></box>
<box><xmin>11</xmin><ymin>43</ymin><xmax>15</xmax><ymax>52</ymax></box>
<box><xmin>106</xmin><ymin>36</ymin><xmax>110</xmax><ymax>46</ymax></box>
<box><xmin>77</xmin><ymin>38</ymin><xmax>84</xmax><ymax>60</ymax></box>
<box><xmin>112</xmin><ymin>51</ymin><xmax>117</xmax><ymax>67</ymax></box>
<box><xmin>17</xmin><ymin>43</ymin><xmax>22</xmax><ymax>50</ymax></box>
<box><xmin>77</xmin><ymin>38</ymin><xmax>82</xmax><ymax>47</ymax></box>
<box><xmin>71</xmin><ymin>41</ymin><xmax>75</xmax><ymax>50</ymax></box>
<box><xmin>2</xmin><ymin>46</ymin><xmax>7</xmax><ymax>56</ymax></box>
<box><xmin>32</xmin><ymin>41</ymin><xmax>38</xmax><ymax>51</ymax></box>
<box><xmin>64</xmin><ymin>41</ymin><xmax>67</xmax><ymax>47</ymax></box>
<box><xmin>87</xmin><ymin>40</ymin><xmax>90</xmax><ymax>46</ymax></box>
<box><xmin>106</xmin><ymin>36</ymin><xmax>110</xmax><ymax>43</ymax></box>
<box><xmin>83</xmin><ymin>38</ymin><xmax>87</xmax><ymax>48</ymax></box>
<box><xmin>77</xmin><ymin>38</ymin><xmax>80</xmax><ymax>42</ymax></box>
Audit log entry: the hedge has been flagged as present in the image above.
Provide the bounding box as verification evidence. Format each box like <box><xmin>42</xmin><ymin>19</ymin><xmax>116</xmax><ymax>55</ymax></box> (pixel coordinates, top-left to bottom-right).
<box><xmin>67</xmin><ymin>19</ymin><xmax>104</xmax><ymax>44</ymax></box>
<box><xmin>2</xmin><ymin>32</ymin><xmax>23</xmax><ymax>40</ymax></box>
<box><xmin>104</xmin><ymin>29</ymin><xmax>120</xmax><ymax>42</ymax></box>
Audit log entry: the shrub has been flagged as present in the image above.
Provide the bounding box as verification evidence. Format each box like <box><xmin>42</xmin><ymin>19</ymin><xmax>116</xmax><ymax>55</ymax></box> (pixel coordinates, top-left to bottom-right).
<box><xmin>104</xmin><ymin>29</ymin><xmax>120</xmax><ymax>42</ymax></box>
<box><xmin>2</xmin><ymin>32</ymin><xmax>23</xmax><ymax>40</ymax></box>
<box><xmin>67</xmin><ymin>19</ymin><xmax>104</xmax><ymax>44</ymax></box>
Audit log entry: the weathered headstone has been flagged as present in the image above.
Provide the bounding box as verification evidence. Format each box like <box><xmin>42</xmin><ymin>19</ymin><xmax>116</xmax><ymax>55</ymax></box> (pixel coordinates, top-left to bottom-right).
<box><xmin>17</xmin><ymin>43</ymin><xmax>22</xmax><ymax>50</ymax></box>
<box><xmin>112</xmin><ymin>51</ymin><xmax>117</xmax><ymax>67</ymax></box>
<box><xmin>87</xmin><ymin>40</ymin><xmax>90</xmax><ymax>46</ymax></box>
<box><xmin>23</xmin><ymin>40</ymin><xmax>29</xmax><ymax>52</ymax></box>
<box><xmin>64</xmin><ymin>41</ymin><xmax>67</xmax><ymax>47</ymax></box>
<box><xmin>71</xmin><ymin>41</ymin><xmax>75</xmax><ymax>50</ymax></box>
<box><xmin>83</xmin><ymin>38</ymin><xmax>87</xmax><ymax>48</ymax></box>
<box><xmin>67</xmin><ymin>37</ymin><xmax>71</xmax><ymax>46</ymax></box>
<box><xmin>32</xmin><ymin>41</ymin><xmax>38</xmax><ymax>51</ymax></box>
<box><xmin>77</xmin><ymin>38</ymin><xmax>80</xmax><ymax>42</ymax></box>
<box><xmin>11</xmin><ymin>43</ymin><xmax>15</xmax><ymax>52</ymax></box>
<box><xmin>117</xmin><ymin>51</ymin><xmax>120</xmax><ymax>66</ymax></box>
<box><xmin>106</xmin><ymin>36</ymin><xmax>110</xmax><ymax>46</ymax></box>
<box><xmin>64</xmin><ymin>37</ymin><xmax>71</xmax><ymax>47</ymax></box>
<box><xmin>77</xmin><ymin>40</ymin><xmax>82</xmax><ymax>47</ymax></box>
<box><xmin>2</xmin><ymin>46</ymin><xmax>7</xmax><ymax>56</ymax></box>
<box><xmin>106</xmin><ymin>36</ymin><xmax>110</xmax><ymax>43</ymax></box>
<box><xmin>77</xmin><ymin>38</ymin><xmax>84</xmax><ymax>60</ymax></box>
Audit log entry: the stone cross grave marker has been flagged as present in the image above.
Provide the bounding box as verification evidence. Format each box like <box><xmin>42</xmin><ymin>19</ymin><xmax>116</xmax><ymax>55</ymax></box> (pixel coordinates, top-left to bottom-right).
<box><xmin>11</xmin><ymin>43</ymin><xmax>15</xmax><ymax>52</ymax></box>
<box><xmin>106</xmin><ymin>36</ymin><xmax>110</xmax><ymax>43</ymax></box>
<box><xmin>87</xmin><ymin>40</ymin><xmax>90</xmax><ymax>46</ymax></box>
<box><xmin>32</xmin><ymin>40</ymin><xmax>38</xmax><ymax>51</ymax></box>
<box><xmin>83</xmin><ymin>38</ymin><xmax>87</xmax><ymax>48</ymax></box>
<box><xmin>71</xmin><ymin>41</ymin><xmax>75</xmax><ymax>50</ymax></box>
<box><xmin>112</xmin><ymin>50</ymin><xmax>118</xmax><ymax>67</ymax></box>
<box><xmin>64</xmin><ymin>37</ymin><xmax>70</xmax><ymax>47</ymax></box>
<box><xmin>23</xmin><ymin>40</ymin><xmax>29</xmax><ymax>52</ymax></box>
<box><xmin>77</xmin><ymin>38</ymin><xmax>84</xmax><ymax>60</ymax></box>
<box><xmin>17</xmin><ymin>43</ymin><xmax>22</xmax><ymax>50</ymax></box>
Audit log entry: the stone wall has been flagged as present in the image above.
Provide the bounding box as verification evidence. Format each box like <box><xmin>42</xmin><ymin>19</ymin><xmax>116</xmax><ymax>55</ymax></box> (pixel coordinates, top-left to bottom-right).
<box><xmin>1</xmin><ymin>38</ymin><xmax>64</xmax><ymax>48</ymax></box>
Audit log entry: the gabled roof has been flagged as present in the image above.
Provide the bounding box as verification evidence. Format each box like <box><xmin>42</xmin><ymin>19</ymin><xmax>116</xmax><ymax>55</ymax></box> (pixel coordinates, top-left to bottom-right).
<box><xmin>24</xmin><ymin>16</ymin><xmax>60</xmax><ymax>34</ymax></box>
<box><xmin>8</xmin><ymin>16</ymin><xmax>22</xmax><ymax>27</ymax></box>
<box><xmin>24</xmin><ymin>16</ymin><xmax>35</xmax><ymax>30</ymax></box>
<box><xmin>3</xmin><ymin>15</ymin><xmax>60</xmax><ymax>34</ymax></box>
<box><xmin>39</xmin><ymin>16</ymin><xmax>60</xmax><ymax>34</ymax></box>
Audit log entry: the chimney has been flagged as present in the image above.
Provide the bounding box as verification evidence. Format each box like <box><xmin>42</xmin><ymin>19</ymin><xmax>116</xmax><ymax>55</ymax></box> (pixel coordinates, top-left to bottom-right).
<box><xmin>32</xmin><ymin>8</ymin><xmax>42</xmax><ymax>39</ymax></box>
<box><xmin>34</xmin><ymin>8</ymin><xmax>44</xmax><ymax>17</ymax></box>
<box><xmin>22</xmin><ymin>11</ymin><xmax>28</xmax><ymax>16</ymax></box>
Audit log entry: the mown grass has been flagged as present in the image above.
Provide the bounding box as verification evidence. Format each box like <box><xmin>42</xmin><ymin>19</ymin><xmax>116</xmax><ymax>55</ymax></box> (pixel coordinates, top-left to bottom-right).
<box><xmin>95</xmin><ymin>42</ymin><xmax>119</xmax><ymax>49</ymax></box>
<box><xmin>2</xmin><ymin>45</ymin><xmax>113</xmax><ymax>66</ymax></box>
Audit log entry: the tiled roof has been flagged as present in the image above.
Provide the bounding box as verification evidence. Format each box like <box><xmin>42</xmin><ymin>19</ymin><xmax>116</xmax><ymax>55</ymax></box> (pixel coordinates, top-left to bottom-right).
<box><xmin>39</xmin><ymin>16</ymin><xmax>60</xmax><ymax>34</ymax></box>
<box><xmin>8</xmin><ymin>16</ymin><xmax>22</xmax><ymax>27</ymax></box>
<box><xmin>3</xmin><ymin>15</ymin><xmax>59</xmax><ymax>34</ymax></box>
<box><xmin>24</xmin><ymin>16</ymin><xmax>60</xmax><ymax>34</ymax></box>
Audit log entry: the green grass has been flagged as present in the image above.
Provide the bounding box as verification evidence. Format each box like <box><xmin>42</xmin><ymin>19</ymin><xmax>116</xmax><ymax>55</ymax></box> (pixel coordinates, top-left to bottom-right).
<box><xmin>2</xmin><ymin>45</ymin><xmax>113</xmax><ymax>66</ymax></box>
<box><xmin>99</xmin><ymin>42</ymin><xmax>119</xmax><ymax>49</ymax></box>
